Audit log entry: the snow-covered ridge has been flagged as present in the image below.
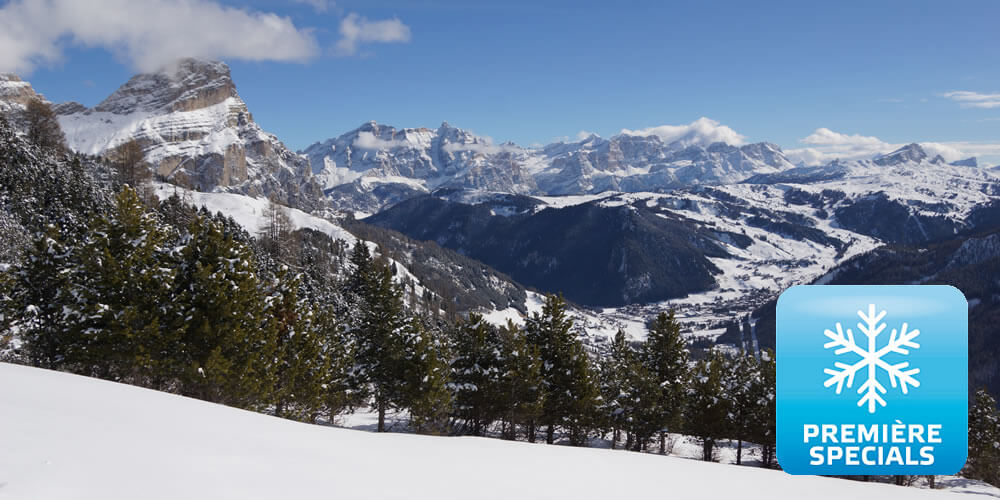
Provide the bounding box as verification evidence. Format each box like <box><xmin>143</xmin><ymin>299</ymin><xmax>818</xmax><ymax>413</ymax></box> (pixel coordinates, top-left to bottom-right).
<box><xmin>151</xmin><ymin>183</ymin><xmax>433</xmax><ymax>304</ymax></box>
<box><xmin>305</xmin><ymin>120</ymin><xmax>798</xmax><ymax>213</ymax></box>
<box><xmin>6</xmin><ymin>362</ymin><xmax>995</xmax><ymax>499</ymax></box>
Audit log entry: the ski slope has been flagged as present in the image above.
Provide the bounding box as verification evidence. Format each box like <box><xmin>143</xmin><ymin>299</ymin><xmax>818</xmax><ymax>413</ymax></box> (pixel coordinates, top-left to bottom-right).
<box><xmin>2</xmin><ymin>363</ymin><xmax>994</xmax><ymax>499</ymax></box>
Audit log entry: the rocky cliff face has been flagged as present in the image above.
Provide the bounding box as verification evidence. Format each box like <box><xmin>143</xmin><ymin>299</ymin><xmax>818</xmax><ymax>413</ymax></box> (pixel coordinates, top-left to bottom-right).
<box><xmin>0</xmin><ymin>73</ymin><xmax>44</xmax><ymax>114</ymax></box>
<box><xmin>55</xmin><ymin>58</ymin><xmax>324</xmax><ymax>211</ymax></box>
<box><xmin>302</xmin><ymin>121</ymin><xmax>539</xmax><ymax>214</ymax></box>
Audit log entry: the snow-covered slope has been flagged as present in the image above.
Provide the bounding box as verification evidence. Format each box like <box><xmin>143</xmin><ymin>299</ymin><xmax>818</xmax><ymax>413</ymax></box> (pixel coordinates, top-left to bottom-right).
<box><xmin>5</xmin><ymin>362</ymin><xmax>994</xmax><ymax>499</ymax></box>
<box><xmin>151</xmin><ymin>183</ymin><xmax>526</xmax><ymax>316</ymax></box>
<box><xmin>56</xmin><ymin>58</ymin><xmax>325</xmax><ymax>211</ymax></box>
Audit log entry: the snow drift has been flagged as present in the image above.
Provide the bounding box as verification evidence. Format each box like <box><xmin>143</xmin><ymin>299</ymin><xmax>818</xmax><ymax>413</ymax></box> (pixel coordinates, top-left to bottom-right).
<box><xmin>0</xmin><ymin>362</ymin><xmax>990</xmax><ymax>499</ymax></box>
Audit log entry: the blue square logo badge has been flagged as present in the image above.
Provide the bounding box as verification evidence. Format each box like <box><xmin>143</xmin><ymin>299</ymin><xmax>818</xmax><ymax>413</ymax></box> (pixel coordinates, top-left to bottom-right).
<box><xmin>776</xmin><ymin>285</ymin><xmax>968</xmax><ymax>475</ymax></box>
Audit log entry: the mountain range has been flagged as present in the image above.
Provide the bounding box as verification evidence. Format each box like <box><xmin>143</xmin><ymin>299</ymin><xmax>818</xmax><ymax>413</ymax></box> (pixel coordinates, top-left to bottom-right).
<box><xmin>3</xmin><ymin>57</ymin><xmax>1000</xmax><ymax>346</ymax></box>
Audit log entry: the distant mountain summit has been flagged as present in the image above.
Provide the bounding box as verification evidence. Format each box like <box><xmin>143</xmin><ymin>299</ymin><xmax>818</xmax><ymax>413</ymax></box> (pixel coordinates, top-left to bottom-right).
<box><xmin>55</xmin><ymin>58</ymin><xmax>324</xmax><ymax>210</ymax></box>
<box><xmin>873</xmin><ymin>143</ymin><xmax>928</xmax><ymax>166</ymax></box>
<box><xmin>304</xmin><ymin>120</ymin><xmax>796</xmax><ymax>213</ymax></box>
<box><xmin>302</xmin><ymin>120</ymin><xmax>538</xmax><ymax>214</ymax></box>
<box><xmin>90</xmin><ymin>58</ymin><xmax>236</xmax><ymax>115</ymax></box>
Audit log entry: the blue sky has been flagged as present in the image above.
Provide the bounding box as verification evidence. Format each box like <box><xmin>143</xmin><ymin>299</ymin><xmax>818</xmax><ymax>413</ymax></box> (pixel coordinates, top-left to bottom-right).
<box><xmin>3</xmin><ymin>0</ymin><xmax>1000</xmax><ymax>163</ymax></box>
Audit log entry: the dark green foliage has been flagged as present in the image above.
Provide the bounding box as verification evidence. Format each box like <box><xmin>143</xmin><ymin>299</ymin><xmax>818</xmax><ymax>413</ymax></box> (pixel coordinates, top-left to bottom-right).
<box><xmin>526</xmin><ymin>294</ymin><xmax>600</xmax><ymax>445</ymax></box>
<box><xmin>170</xmin><ymin>214</ymin><xmax>275</xmax><ymax>409</ymax></box>
<box><xmin>404</xmin><ymin>318</ymin><xmax>452</xmax><ymax>434</ymax></box>
<box><xmin>757</xmin><ymin>350</ymin><xmax>777</xmax><ymax>468</ymax></box>
<box><xmin>965</xmin><ymin>389</ymin><xmax>1000</xmax><ymax>486</ymax></box>
<box><xmin>0</xmin><ymin>116</ymin><xmax>111</xmax><ymax>239</ymax></box>
<box><xmin>448</xmin><ymin>313</ymin><xmax>506</xmax><ymax>435</ymax></box>
<box><xmin>348</xmin><ymin>241</ymin><xmax>414</xmax><ymax>432</ymax></box>
<box><xmin>4</xmin><ymin>225</ymin><xmax>76</xmax><ymax>369</ymax></box>
<box><xmin>598</xmin><ymin>330</ymin><xmax>661</xmax><ymax>451</ymax></box>
<box><xmin>724</xmin><ymin>350</ymin><xmax>772</xmax><ymax>466</ymax></box>
<box><xmin>686</xmin><ymin>349</ymin><xmax>731</xmax><ymax>461</ymax></box>
<box><xmin>495</xmin><ymin>320</ymin><xmax>544</xmax><ymax>440</ymax></box>
<box><xmin>599</xmin><ymin>330</ymin><xmax>633</xmax><ymax>448</ymax></box>
<box><xmin>69</xmin><ymin>187</ymin><xmax>176</xmax><ymax>386</ymax></box>
<box><xmin>267</xmin><ymin>266</ymin><xmax>329</xmax><ymax>421</ymax></box>
<box><xmin>640</xmin><ymin>310</ymin><xmax>689</xmax><ymax>451</ymax></box>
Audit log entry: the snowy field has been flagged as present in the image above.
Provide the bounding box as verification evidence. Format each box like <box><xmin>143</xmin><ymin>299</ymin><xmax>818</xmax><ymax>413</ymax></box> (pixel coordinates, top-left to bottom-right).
<box><xmin>3</xmin><ymin>362</ymin><xmax>998</xmax><ymax>499</ymax></box>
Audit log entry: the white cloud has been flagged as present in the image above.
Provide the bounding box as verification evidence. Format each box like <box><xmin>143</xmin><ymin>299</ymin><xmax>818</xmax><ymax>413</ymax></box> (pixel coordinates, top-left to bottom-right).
<box><xmin>0</xmin><ymin>0</ymin><xmax>319</xmax><ymax>74</ymax></box>
<box><xmin>333</xmin><ymin>13</ymin><xmax>411</xmax><ymax>56</ymax></box>
<box><xmin>785</xmin><ymin>127</ymin><xmax>1000</xmax><ymax>166</ymax></box>
<box><xmin>352</xmin><ymin>131</ymin><xmax>409</xmax><ymax>150</ymax></box>
<box><xmin>575</xmin><ymin>130</ymin><xmax>598</xmax><ymax>141</ymax></box>
<box><xmin>942</xmin><ymin>91</ymin><xmax>1000</xmax><ymax>109</ymax></box>
<box><xmin>442</xmin><ymin>141</ymin><xmax>521</xmax><ymax>156</ymax></box>
<box><xmin>293</xmin><ymin>0</ymin><xmax>332</xmax><ymax>12</ymax></box>
<box><xmin>619</xmin><ymin>117</ymin><xmax>746</xmax><ymax>147</ymax></box>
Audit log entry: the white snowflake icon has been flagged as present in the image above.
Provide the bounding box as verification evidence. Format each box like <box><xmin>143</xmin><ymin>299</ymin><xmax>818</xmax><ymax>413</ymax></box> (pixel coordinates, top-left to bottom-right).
<box><xmin>822</xmin><ymin>304</ymin><xmax>921</xmax><ymax>413</ymax></box>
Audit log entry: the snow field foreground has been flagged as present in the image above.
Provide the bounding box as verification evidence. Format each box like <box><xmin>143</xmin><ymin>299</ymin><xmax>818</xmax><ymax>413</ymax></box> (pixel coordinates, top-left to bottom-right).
<box><xmin>1</xmin><ymin>363</ymin><xmax>991</xmax><ymax>499</ymax></box>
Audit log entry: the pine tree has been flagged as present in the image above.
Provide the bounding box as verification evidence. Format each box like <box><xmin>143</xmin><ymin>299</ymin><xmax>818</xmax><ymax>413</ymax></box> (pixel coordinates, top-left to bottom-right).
<box><xmin>686</xmin><ymin>349</ymin><xmax>732</xmax><ymax>461</ymax></box>
<box><xmin>267</xmin><ymin>266</ymin><xmax>329</xmax><ymax>422</ymax></box>
<box><xmin>965</xmin><ymin>389</ymin><xmax>1000</xmax><ymax>486</ymax></box>
<box><xmin>725</xmin><ymin>350</ymin><xmax>766</xmax><ymax>465</ymax></box>
<box><xmin>352</xmin><ymin>261</ymin><xmax>410</xmax><ymax>432</ymax></box>
<box><xmin>597</xmin><ymin>329</ymin><xmax>661</xmax><ymax>451</ymax></box>
<box><xmin>313</xmin><ymin>301</ymin><xmax>356</xmax><ymax>419</ymax></box>
<box><xmin>4</xmin><ymin>224</ymin><xmax>77</xmax><ymax>369</ymax></box>
<box><xmin>621</xmin><ymin>353</ymin><xmax>665</xmax><ymax>452</ymax></box>
<box><xmin>599</xmin><ymin>330</ymin><xmax>633</xmax><ymax>449</ymax></box>
<box><xmin>525</xmin><ymin>294</ymin><xmax>600</xmax><ymax>445</ymax></box>
<box><xmin>405</xmin><ymin>317</ymin><xmax>453</xmax><ymax>434</ymax></box>
<box><xmin>346</xmin><ymin>240</ymin><xmax>374</xmax><ymax>303</ymax></box>
<box><xmin>756</xmin><ymin>349</ymin><xmax>777</xmax><ymax>468</ymax></box>
<box><xmin>640</xmin><ymin>310</ymin><xmax>690</xmax><ymax>453</ymax></box>
<box><xmin>70</xmin><ymin>186</ymin><xmax>176</xmax><ymax>387</ymax></box>
<box><xmin>496</xmin><ymin>319</ymin><xmax>543</xmax><ymax>441</ymax></box>
<box><xmin>171</xmin><ymin>214</ymin><xmax>276</xmax><ymax>409</ymax></box>
<box><xmin>448</xmin><ymin>313</ymin><xmax>505</xmax><ymax>435</ymax></box>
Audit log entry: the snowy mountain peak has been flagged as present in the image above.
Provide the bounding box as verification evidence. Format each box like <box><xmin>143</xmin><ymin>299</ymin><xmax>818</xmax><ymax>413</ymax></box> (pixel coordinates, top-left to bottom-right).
<box><xmin>55</xmin><ymin>59</ymin><xmax>323</xmax><ymax>210</ymax></box>
<box><xmin>873</xmin><ymin>143</ymin><xmax>927</xmax><ymax>166</ymax></box>
<box><xmin>0</xmin><ymin>72</ymin><xmax>46</xmax><ymax>113</ymax></box>
<box><xmin>951</xmin><ymin>157</ymin><xmax>979</xmax><ymax>167</ymax></box>
<box><xmin>93</xmin><ymin>57</ymin><xmax>239</xmax><ymax>115</ymax></box>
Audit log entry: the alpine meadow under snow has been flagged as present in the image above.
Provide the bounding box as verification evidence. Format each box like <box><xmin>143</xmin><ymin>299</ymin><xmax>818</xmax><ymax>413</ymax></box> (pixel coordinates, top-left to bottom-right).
<box><xmin>3</xmin><ymin>362</ymin><xmax>997</xmax><ymax>500</ymax></box>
